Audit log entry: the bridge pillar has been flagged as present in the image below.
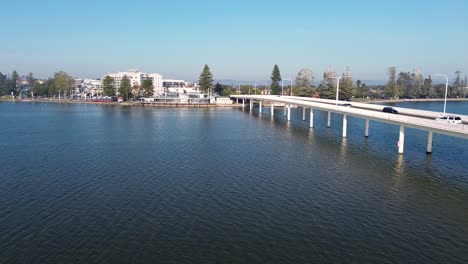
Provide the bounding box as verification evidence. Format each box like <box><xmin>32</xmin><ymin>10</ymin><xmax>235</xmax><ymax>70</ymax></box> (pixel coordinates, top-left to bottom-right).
<box><xmin>259</xmin><ymin>100</ymin><xmax>262</xmax><ymax>113</ymax></box>
<box><xmin>284</xmin><ymin>104</ymin><xmax>287</xmax><ymax>116</ymax></box>
<box><xmin>271</xmin><ymin>103</ymin><xmax>274</xmax><ymax>117</ymax></box>
<box><xmin>242</xmin><ymin>99</ymin><xmax>245</xmax><ymax>108</ymax></box>
<box><xmin>287</xmin><ymin>105</ymin><xmax>291</xmax><ymax>121</ymax></box>
<box><xmin>342</xmin><ymin>114</ymin><xmax>347</xmax><ymax>138</ymax></box>
<box><xmin>309</xmin><ymin>108</ymin><xmax>314</xmax><ymax>128</ymax></box>
<box><xmin>365</xmin><ymin>118</ymin><xmax>370</xmax><ymax>137</ymax></box>
<box><xmin>398</xmin><ymin>126</ymin><xmax>405</xmax><ymax>154</ymax></box>
<box><xmin>250</xmin><ymin>99</ymin><xmax>253</xmax><ymax>110</ymax></box>
<box><xmin>327</xmin><ymin>112</ymin><xmax>331</xmax><ymax>128</ymax></box>
<box><xmin>426</xmin><ymin>131</ymin><xmax>433</xmax><ymax>154</ymax></box>
<box><xmin>302</xmin><ymin>107</ymin><xmax>306</xmax><ymax>121</ymax></box>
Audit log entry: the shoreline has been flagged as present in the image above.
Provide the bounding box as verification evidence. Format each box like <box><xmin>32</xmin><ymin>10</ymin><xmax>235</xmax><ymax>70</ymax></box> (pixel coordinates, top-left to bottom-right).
<box><xmin>360</xmin><ymin>98</ymin><xmax>468</xmax><ymax>104</ymax></box>
<box><xmin>0</xmin><ymin>97</ymin><xmax>466</xmax><ymax>108</ymax></box>
<box><xmin>0</xmin><ymin>98</ymin><xmax>241</xmax><ymax>108</ymax></box>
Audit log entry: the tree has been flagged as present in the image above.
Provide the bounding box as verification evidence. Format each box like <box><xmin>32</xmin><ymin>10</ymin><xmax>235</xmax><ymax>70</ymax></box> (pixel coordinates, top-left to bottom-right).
<box><xmin>385</xmin><ymin>67</ymin><xmax>398</xmax><ymax>99</ymax></box>
<box><xmin>214</xmin><ymin>82</ymin><xmax>223</xmax><ymax>95</ymax></box>
<box><xmin>102</xmin><ymin>75</ymin><xmax>115</xmax><ymax>96</ymax></box>
<box><xmin>339</xmin><ymin>66</ymin><xmax>353</xmax><ymax>100</ymax></box>
<box><xmin>422</xmin><ymin>76</ymin><xmax>434</xmax><ymax>98</ymax></box>
<box><xmin>142</xmin><ymin>79</ymin><xmax>154</xmax><ymax>97</ymax></box>
<box><xmin>294</xmin><ymin>68</ymin><xmax>314</xmax><ymax>96</ymax></box>
<box><xmin>26</xmin><ymin>72</ymin><xmax>35</xmax><ymax>95</ymax></box>
<box><xmin>410</xmin><ymin>69</ymin><xmax>423</xmax><ymax>98</ymax></box>
<box><xmin>452</xmin><ymin>70</ymin><xmax>462</xmax><ymax>97</ymax></box>
<box><xmin>270</xmin><ymin>64</ymin><xmax>282</xmax><ymax>95</ymax></box>
<box><xmin>198</xmin><ymin>64</ymin><xmax>213</xmax><ymax>92</ymax></box>
<box><xmin>118</xmin><ymin>75</ymin><xmax>131</xmax><ymax>101</ymax></box>
<box><xmin>318</xmin><ymin>67</ymin><xmax>336</xmax><ymax>99</ymax></box>
<box><xmin>397</xmin><ymin>72</ymin><xmax>411</xmax><ymax>98</ymax></box>
<box><xmin>53</xmin><ymin>71</ymin><xmax>72</xmax><ymax>97</ymax></box>
<box><xmin>0</xmin><ymin>72</ymin><xmax>6</xmax><ymax>95</ymax></box>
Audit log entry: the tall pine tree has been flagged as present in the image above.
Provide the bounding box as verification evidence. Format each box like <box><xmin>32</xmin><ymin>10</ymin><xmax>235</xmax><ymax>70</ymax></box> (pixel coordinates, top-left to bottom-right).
<box><xmin>118</xmin><ymin>75</ymin><xmax>131</xmax><ymax>100</ymax></box>
<box><xmin>142</xmin><ymin>79</ymin><xmax>154</xmax><ymax>97</ymax></box>
<box><xmin>102</xmin><ymin>75</ymin><xmax>115</xmax><ymax>96</ymax></box>
<box><xmin>270</xmin><ymin>64</ymin><xmax>282</xmax><ymax>95</ymax></box>
<box><xmin>198</xmin><ymin>64</ymin><xmax>213</xmax><ymax>92</ymax></box>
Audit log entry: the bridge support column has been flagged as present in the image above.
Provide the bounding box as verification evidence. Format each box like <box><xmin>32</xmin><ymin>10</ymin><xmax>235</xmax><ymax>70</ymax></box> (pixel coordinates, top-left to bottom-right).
<box><xmin>259</xmin><ymin>100</ymin><xmax>262</xmax><ymax>113</ymax></box>
<box><xmin>302</xmin><ymin>108</ymin><xmax>306</xmax><ymax>121</ymax></box>
<box><xmin>287</xmin><ymin>105</ymin><xmax>291</xmax><ymax>121</ymax></box>
<box><xmin>327</xmin><ymin>112</ymin><xmax>331</xmax><ymax>127</ymax></box>
<box><xmin>398</xmin><ymin>126</ymin><xmax>405</xmax><ymax>154</ymax></box>
<box><xmin>365</xmin><ymin>118</ymin><xmax>370</xmax><ymax>137</ymax></box>
<box><xmin>284</xmin><ymin>104</ymin><xmax>287</xmax><ymax>116</ymax></box>
<box><xmin>426</xmin><ymin>131</ymin><xmax>433</xmax><ymax>154</ymax></box>
<box><xmin>250</xmin><ymin>99</ymin><xmax>253</xmax><ymax>110</ymax></box>
<box><xmin>271</xmin><ymin>103</ymin><xmax>274</xmax><ymax>117</ymax></box>
<box><xmin>342</xmin><ymin>114</ymin><xmax>347</xmax><ymax>138</ymax></box>
<box><xmin>242</xmin><ymin>99</ymin><xmax>245</xmax><ymax>108</ymax></box>
<box><xmin>309</xmin><ymin>108</ymin><xmax>314</xmax><ymax>128</ymax></box>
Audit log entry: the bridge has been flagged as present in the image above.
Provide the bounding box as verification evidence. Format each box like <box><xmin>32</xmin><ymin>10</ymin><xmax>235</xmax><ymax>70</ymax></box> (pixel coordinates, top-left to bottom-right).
<box><xmin>230</xmin><ymin>95</ymin><xmax>468</xmax><ymax>154</ymax></box>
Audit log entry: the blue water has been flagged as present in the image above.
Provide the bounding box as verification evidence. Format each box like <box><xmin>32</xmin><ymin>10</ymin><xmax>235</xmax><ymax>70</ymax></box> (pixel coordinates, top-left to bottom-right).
<box><xmin>0</xmin><ymin>101</ymin><xmax>467</xmax><ymax>263</ymax></box>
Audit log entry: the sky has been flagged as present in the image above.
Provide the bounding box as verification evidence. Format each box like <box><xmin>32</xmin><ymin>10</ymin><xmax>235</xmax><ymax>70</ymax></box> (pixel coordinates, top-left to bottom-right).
<box><xmin>1</xmin><ymin>0</ymin><xmax>467</xmax><ymax>83</ymax></box>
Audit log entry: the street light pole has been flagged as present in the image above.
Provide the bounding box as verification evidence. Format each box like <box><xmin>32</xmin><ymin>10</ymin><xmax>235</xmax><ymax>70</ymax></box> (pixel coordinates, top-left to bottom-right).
<box><xmin>332</xmin><ymin>75</ymin><xmax>351</xmax><ymax>105</ymax></box>
<box><xmin>431</xmin><ymin>74</ymin><xmax>449</xmax><ymax>115</ymax></box>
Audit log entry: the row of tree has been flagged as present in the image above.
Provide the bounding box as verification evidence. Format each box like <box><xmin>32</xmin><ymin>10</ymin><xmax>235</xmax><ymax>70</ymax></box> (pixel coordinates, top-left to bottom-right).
<box><xmin>0</xmin><ymin>70</ymin><xmax>75</xmax><ymax>98</ymax></box>
<box><xmin>384</xmin><ymin>67</ymin><xmax>467</xmax><ymax>99</ymax></box>
<box><xmin>101</xmin><ymin>75</ymin><xmax>154</xmax><ymax>100</ymax></box>
<box><xmin>2</xmin><ymin>66</ymin><xmax>466</xmax><ymax>100</ymax></box>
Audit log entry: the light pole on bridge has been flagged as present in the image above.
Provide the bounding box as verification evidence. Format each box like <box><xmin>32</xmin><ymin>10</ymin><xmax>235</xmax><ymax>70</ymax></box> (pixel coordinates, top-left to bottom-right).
<box><xmin>430</xmin><ymin>74</ymin><xmax>449</xmax><ymax>115</ymax></box>
<box><xmin>332</xmin><ymin>75</ymin><xmax>351</xmax><ymax>106</ymax></box>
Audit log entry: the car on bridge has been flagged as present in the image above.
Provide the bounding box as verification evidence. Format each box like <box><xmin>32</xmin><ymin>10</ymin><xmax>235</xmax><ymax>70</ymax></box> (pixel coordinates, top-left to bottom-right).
<box><xmin>339</xmin><ymin>103</ymin><xmax>352</xmax><ymax>107</ymax></box>
<box><xmin>382</xmin><ymin>107</ymin><xmax>398</xmax><ymax>114</ymax></box>
<box><xmin>435</xmin><ymin>115</ymin><xmax>462</xmax><ymax>124</ymax></box>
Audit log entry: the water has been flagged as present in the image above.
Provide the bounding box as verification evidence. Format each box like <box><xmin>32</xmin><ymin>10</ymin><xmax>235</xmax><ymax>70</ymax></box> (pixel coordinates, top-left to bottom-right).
<box><xmin>0</xmin><ymin>101</ymin><xmax>467</xmax><ymax>263</ymax></box>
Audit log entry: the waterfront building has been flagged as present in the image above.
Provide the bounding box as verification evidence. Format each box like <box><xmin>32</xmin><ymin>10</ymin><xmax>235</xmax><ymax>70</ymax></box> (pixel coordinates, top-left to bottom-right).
<box><xmin>103</xmin><ymin>69</ymin><xmax>163</xmax><ymax>96</ymax></box>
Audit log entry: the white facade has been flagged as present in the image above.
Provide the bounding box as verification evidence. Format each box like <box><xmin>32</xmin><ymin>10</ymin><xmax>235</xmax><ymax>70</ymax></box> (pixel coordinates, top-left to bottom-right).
<box><xmin>147</xmin><ymin>73</ymin><xmax>163</xmax><ymax>96</ymax></box>
<box><xmin>102</xmin><ymin>70</ymin><xmax>163</xmax><ymax>96</ymax></box>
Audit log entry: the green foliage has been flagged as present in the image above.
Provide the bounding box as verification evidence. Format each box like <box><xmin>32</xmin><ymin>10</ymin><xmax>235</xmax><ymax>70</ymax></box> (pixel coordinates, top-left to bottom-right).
<box><xmin>142</xmin><ymin>79</ymin><xmax>154</xmax><ymax>97</ymax></box>
<box><xmin>295</xmin><ymin>68</ymin><xmax>314</xmax><ymax>96</ymax></box>
<box><xmin>27</xmin><ymin>72</ymin><xmax>35</xmax><ymax>92</ymax></box>
<box><xmin>270</xmin><ymin>64</ymin><xmax>281</xmax><ymax>95</ymax></box>
<box><xmin>385</xmin><ymin>67</ymin><xmax>398</xmax><ymax>99</ymax></box>
<box><xmin>318</xmin><ymin>70</ymin><xmax>336</xmax><ymax>99</ymax></box>
<box><xmin>102</xmin><ymin>75</ymin><xmax>115</xmax><ymax>96</ymax></box>
<box><xmin>214</xmin><ymin>82</ymin><xmax>223</xmax><ymax>95</ymax></box>
<box><xmin>198</xmin><ymin>64</ymin><xmax>213</xmax><ymax>92</ymax></box>
<box><xmin>118</xmin><ymin>75</ymin><xmax>131</xmax><ymax>101</ymax></box>
<box><xmin>53</xmin><ymin>71</ymin><xmax>72</xmax><ymax>96</ymax></box>
<box><xmin>0</xmin><ymin>72</ymin><xmax>7</xmax><ymax>95</ymax></box>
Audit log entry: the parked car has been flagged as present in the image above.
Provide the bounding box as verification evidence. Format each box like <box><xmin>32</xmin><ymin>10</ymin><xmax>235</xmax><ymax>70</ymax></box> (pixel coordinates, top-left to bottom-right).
<box><xmin>382</xmin><ymin>107</ymin><xmax>398</xmax><ymax>114</ymax></box>
<box><xmin>435</xmin><ymin>115</ymin><xmax>462</xmax><ymax>124</ymax></box>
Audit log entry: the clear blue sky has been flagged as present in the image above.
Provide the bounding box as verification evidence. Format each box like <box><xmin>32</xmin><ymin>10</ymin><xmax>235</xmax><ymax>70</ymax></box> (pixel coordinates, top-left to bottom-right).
<box><xmin>1</xmin><ymin>0</ymin><xmax>467</xmax><ymax>83</ymax></box>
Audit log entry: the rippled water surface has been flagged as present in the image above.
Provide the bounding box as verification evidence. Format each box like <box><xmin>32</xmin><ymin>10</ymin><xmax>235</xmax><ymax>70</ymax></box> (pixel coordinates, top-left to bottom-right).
<box><xmin>1</xmin><ymin>101</ymin><xmax>467</xmax><ymax>263</ymax></box>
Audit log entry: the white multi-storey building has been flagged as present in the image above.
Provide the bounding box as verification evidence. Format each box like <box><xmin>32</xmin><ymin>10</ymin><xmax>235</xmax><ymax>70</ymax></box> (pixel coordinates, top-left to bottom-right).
<box><xmin>102</xmin><ymin>69</ymin><xmax>163</xmax><ymax>96</ymax></box>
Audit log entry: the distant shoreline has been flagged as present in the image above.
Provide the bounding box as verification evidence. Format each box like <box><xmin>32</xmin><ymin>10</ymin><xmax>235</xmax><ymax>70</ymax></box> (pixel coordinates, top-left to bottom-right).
<box><xmin>355</xmin><ymin>98</ymin><xmax>468</xmax><ymax>104</ymax></box>
<box><xmin>0</xmin><ymin>98</ymin><xmax>241</xmax><ymax>108</ymax></box>
<box><xmin>0</xmin><ymin>97</ymin><xmax>466</xmax><ymax>107</ymax></box>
